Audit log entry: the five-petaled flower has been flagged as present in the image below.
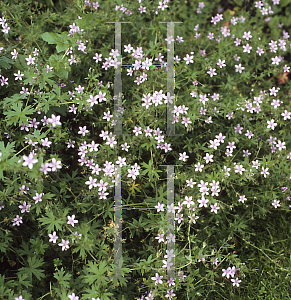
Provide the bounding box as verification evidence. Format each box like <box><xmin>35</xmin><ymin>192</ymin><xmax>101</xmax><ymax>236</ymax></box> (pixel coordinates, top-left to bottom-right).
<box><xmin>179</xmin><ymin>152</ymin><xmax>189</xmax><ymax>162</ymax></box>
<box><xmin>183</xmin><ymin>53</ymin><xmax>194</xmax><ymax>65</ymax></box>
<box><xmin>22</xmin><ymin>153</ymin><xmax>38</xmax><ymax>169</ymax></box>
<box><xmin>217</xmin><ymin>59</ymin><xmax>226</xmax><ymax>68</ymax></box>
<box><xmin>25</xmin><ymin>55</ymin><xmax>35</xmax><ymax>65</ymax></box>
<box><xmin>67</xmin><ymin>215</ymin><xmax>79</xmax><ymax>227</ymax></box>
<box><xmin>48</xmin><ymin>114</ymin><xmax>61</xmax><ymax>127</ymax></box>
<box><xmin>151</xmin><ymin>273</ymin><xmax>163</xmax><ymax>285</ymax></box>
<box><xmin>85</xmin><ymin>176</ymin><xmax>97</xmax><ymax>189</ymax></box>
<box><xmin>78</xmin><ymin>126</ymin><xmax>89</xmax><ymax>136</ymax></box>
<box><xmin>14</xmin><ymin>70</ymin><xmax>24</xmax><ymax>80</ymax></box>
<box><xmin>58</xmin><ymin>239</ymin><xmax>70</xmax><ymax>251</ymax></box>
<box><xmin>49</xmin><ymin>158</ymin><xmax>62</xmax><ymax>171</ymax></box>
<box><xmin>231</xmin><ymin>277</ymin><xmax>242</xmax><ymax>287</ymax></box>
<box><xmin>68</xmin><ymin>293</ymin><xmax>79</xmax><ymax>300</ymax></box>
<box><xmin>235</xmin><ymin>63</ymin><xmax>245</xmax><ymax>73</ymax></box>
<box><xmin>48</xmin><ymin>231</ymin><xmax>58</xmax><ymax>243</ymax></box>
<box><xmin>272</xmin><ymin>199</ymin><xmax>280</xmax><ymax>208</ymax></box>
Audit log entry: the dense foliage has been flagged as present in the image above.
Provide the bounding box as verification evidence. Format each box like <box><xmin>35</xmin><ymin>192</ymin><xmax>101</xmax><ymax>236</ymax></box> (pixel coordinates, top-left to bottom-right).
<box><xmin>1</xmin><ymin>0</ymin><xmax>291</xmax><ymax>299</ymax></box>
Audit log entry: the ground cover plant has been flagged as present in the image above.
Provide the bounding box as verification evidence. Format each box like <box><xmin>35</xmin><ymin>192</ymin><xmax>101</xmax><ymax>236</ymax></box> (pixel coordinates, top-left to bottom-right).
<box><xmin>1</xmin><ymin>0</ymin><xmax>291</xmax><ymax>299</ymax></box>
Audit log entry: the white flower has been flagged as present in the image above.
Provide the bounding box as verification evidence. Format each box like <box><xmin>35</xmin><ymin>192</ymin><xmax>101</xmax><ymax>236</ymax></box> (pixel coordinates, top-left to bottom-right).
<box><xmin>67</xmin><ymin>215</ymin><xmax>78</xmax><ymax>227</ymax></box>
<box><xmin>49</xmin><ymin>158</ymin><xmax>62</xmax><ymax>171</ymax></box>
<box><xmin>272</xmin><ymin>199</ymin><xmax>280</xmax><ymax>208</ymax></box>
<box><xmin>22</xmin><ymin>153</ymin><xmax>38</xmax><ymax>169</ymax></box>
<box><xmin>155</xmin><ymin>202</ymin><xmax>165</xmax><ymax>212</ymax></box>
<box><xmin>179</xmin><ymin>152</ymin><xmax>189</xmax><ymax>162</ymax></box>
<box><xmin>85</xmin><ymin>176</ymin><xmax>97</xmax><ymax>189</ymax></box>
<box><xmin>235</xmin><ymin>63</ymin><xmax>245</xmax><ymax>73</ymax></box>
<box><xmin>151</xmin><ymin>273</ymin><xmax>163</xmax><ymax>285</ymax></box>
<box><xmin>58</xmin><ymin>239</ymin><xmax>70</xmax><ymax>251</ymax></box>
<box><xmin>183</xmin><ymin>196</ymin><xmax>194</xmax><ymax>208</ymax></box>
<box><xmin>68</xmin><ymin>293</ymin><xmax>79</xmax><ymax>300</ymax></box>
<box><xmin>48</xmin><ymin>231</ymin><xmax>58</xmax><ymax>243</ymax></box>
<box><xmin>183</xmin><ymin>53</ymin><xmax>194</xmax><ymax>65</ymax></box>
<box><xmin>48</xmin><ymin>114</ymin><xmax>61</xmax><ymax>127</ymax></box>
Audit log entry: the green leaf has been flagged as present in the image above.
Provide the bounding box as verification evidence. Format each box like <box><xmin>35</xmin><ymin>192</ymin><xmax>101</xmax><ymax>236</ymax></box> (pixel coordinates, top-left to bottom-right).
<box><xmin>75</xmin><ymin>0</ymin><xmax>84</xmax><ymax>10</ymax></box>
<box><xmin>48</xmin><ymin>54</ymin><xmax>71</xmax><ymax>79</ymax></box>
<box><xmin>100</xmin><ymin>292</ymin><xmax>114</xmax><ymax>300</ymax></box>
<box><xmin>281</xmin><ymin>15</ymin><xmax>291</xmax><ymax>26</ymax></box>
<box><xmin>43</xmin><ymin>192</ymin><xmax>56</xmax><ymax>200</ymax></box>
<box><xmin>40</xmin><ymin>32</ymin><xmax>57</xmax><ymax>44</ymax></box>
<box><xmin>0</xmin><ymin>141</ymin><xmax>17</xmax><ymax>180</ymax></box>
<box><xmin>37</xmin><ymin>210</ymin><xmax>65</xmax><ymax>232</ymax></box>
<box><xmin>140</xmin><ymin>160</ymin><xmax>153</xmax><ymax>178</ymax></box>
<box><xmin>1</xmin><ymin>93</ymin><xmax>27</xmax><ymax>111</ymax></box>
<box><xmin>41</xmin><ymin>32</ymin><xmax>70</xmax><ymax>53</ymax></box>
<box><xmin>269</xmin><ymin>16</ymin><xmax>280</xmax><ymax>40</ymax></box>
<box><xmin>0</xmin><ymin>55</ymin><xmax>14</xmax><ymax>70</ymax></box>
<box><xmin>233</xmin><ymin>0</ymin><xmax>243</xmax><ymax>6</ymax></box>
<box><xmin>0</xmin><ymin>141</ymin><xmax>16</xmax><ymax>161</ymax></box>
<box><xmin>0</xmin><ymin>231</ymin><xmax>12</xmax><ymax>254</ymax></box>
<box><xmin>280</xmin><ymin>0</ymin><xmax>291</xmax><ymax>7</ymax></box>
<box><xmin>17</xmin><ymin>273</ymin><xmax>33</xmax><ymax>289</ymax></box>
<box><xmin>17</xmin><ymin>240</ymin><xmax>35</xmax><ymax>257</ymax></box>
<box><xmin>77</xmin><ymin>13</ymin><xmax>96</xmax><ymax>30</ymax></box>
<box><xmin>3</xmin><ymin>102</ymin><xmax>34</xmax><ymax>126</ymax></box>
<box><xmin>39</xmin><ymin>67</ymin><xmax>55</xmax><ymax>90</ymax></box>
<box><xmin>82</xmin><ymin>261</ymin><xmax>111</xmax><ymax>286</ymax></box>
<box><xmin>25</xmin><ymin>130</ymin><xmax>47</xmax><ymax>146</ymax></box>
<box><xmin>0</xmin><ymin>275</ymin><xmax>15</xmax><ymax>297</ymax></box>
<box><xmin>128</xmin><ymin>181</ymin><xmax>141</xmax><ymax>195</ymax></box>
<box><xmin>17</xmin><ymin>256</ymin><xmax>45</xmax><ymax>281</ymax></box>
<box><xmin>53</xmin><ymin>267</ymin><xmax>72</xmax><ymax>288</ymax></box>
<box><xmin>30</xmin><ymin>237</ymin><xmax>49</xmax><ymax>255</ymax></box>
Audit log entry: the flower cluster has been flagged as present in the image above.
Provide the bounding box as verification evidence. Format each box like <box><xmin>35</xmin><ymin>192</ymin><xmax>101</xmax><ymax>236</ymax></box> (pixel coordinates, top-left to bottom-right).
<box><xmin>0</xmin><ymin>15</ymin><xmax>10</xmax><ymax>34</ymax></box>
<box><xmin>222</xmin><ymin>266</ymin><xmax>242</xmax><ymax>287</ymax></box>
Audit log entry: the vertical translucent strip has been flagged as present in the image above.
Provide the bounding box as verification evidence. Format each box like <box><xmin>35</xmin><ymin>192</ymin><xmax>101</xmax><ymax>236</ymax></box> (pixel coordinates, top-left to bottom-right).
<box><xmin>105</xmin><ymin>21</ymin><xmax>184</xmax><ymax>287</ymax></box>
<box><xmin>106</xmin><ymin>22</ymin><xmax>131</xmax><ymax>137</ymax></box>
<box><xmin>159</xmin><ymin>21</ymin><xmax>183</xmax><ymax>137</ymax></box>
<box><xmin>114</xmin><ymin>165</ymin><xmax>122</xmax><ymax>280</ymax></box>
<box><xmin>160</xmin><ymin>164</ymin><xmax>182</xmax><ymax>280</ymax></box>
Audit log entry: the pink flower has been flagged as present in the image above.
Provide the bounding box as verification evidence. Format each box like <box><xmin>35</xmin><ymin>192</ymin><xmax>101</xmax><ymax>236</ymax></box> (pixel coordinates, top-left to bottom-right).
<box><xmin>165</xmin><ymin>289</ymin><xmax>176</xmax><ymax>298</ymax></box>
<box><xmin>210</xmin><ymin>203</ymin><xmax>220</xmax><ymax>214</ymax></box>
<box><xmin>222</xmin><ymin>267</ymin><xmax>231</xmax><ymax>279</ymax></box>
<box><xmin>25</xmin><ymin>55</ymin><xmax>35</xmax><ymax>65</ymax></box>
<box><xmin>78</xmin><ymin>126</ymin><xmax>89</xmax><ymax>136</ymax></box>
<box><xmin>183</xmin><ymin>196</ymin><xmax>194</xmax><ymax>208</ymax></box>
<box><xmin>155</xmin><ymin>202</ymin><xmax>165</xmax><ymax>212</ymax></box>
<box><xmin>68</xmin><ymin>293</ymin><xmax>79</xmax><ymax>300</ymax></box>
<box><xmin>179</xmin><ymin>152</ymin><xmax>189</xmax><ymax>162</ymax></box>
<box><xmin>198</xmin><ymin>196</ymin><xmax>209</xmax><ymax>208</ymax></box>
<box><xmin>67</xmin><ymin>215</ymin><xmax>78</xmax><ymax>227</ymax></box>
<box><xmin>22</xmin><ymin>153</ymin><xmax>38</xmax><ymax>169</ymax></box>
<box><xmin>48</xmin><ymin>114</ymin><xmax>61</xmax><ymax>127</ymax></box>
<box><xmin>151</xmin><ymin>273</ymin><xmax>163</xmax><ymax>285</ymax></box>
<box><xmin>49</xmin><ymin>158</ymin><xmax>62</xmax><ymax>171</ymax></box>
<box><xmin>48</xmin><ymin>231</ymin><xmax>58</xmax><ymax>243</ymax></box>
<box><xmin>235</xmin><ymin>63</ymin><xmax>245</xmax><ymax>73</ymax></box>
<box><xmin>58</xmin><ymin>239</ymin><xmax>69</xmax><ymax>251</ymax></box>
<box><xmin>231</xmin><ymin>277</ymin><xmax>242</xmax><ymax>287</ymax></box>
<box><xmin>183</xmin><ymin>53</ymin><xmax>194</xmax><ymax>65</ymax></box>
<box><xmin>19</xmin><ymin>201</ymin><xmax>31</xmax><ymax>213</ymax></box>
<box><xmin>40</xmin><ymin>163</ymin><xmax>51</xmax><ymax>175</ymax></box>
<box><xmin>272</xmin><ymin>199</ymin><xmax>280</xmax><ymax>208</ymax></box>
<box><xmin>12</xmin><ymin>215</ymin><xmax>23</xmax><ymax>226</ymax></box>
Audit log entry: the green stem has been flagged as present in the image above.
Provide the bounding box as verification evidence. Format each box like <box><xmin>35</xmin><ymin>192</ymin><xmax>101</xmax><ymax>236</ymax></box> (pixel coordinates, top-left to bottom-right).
<box><xmin>37</xmin><ymin>292</ymin><xmax>51</xmax><ymax>300</ymax></box>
